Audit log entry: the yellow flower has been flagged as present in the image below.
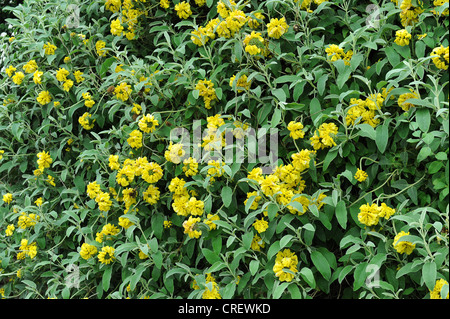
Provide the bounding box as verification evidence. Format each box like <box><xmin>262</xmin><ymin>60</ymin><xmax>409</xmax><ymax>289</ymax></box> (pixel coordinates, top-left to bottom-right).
<box><xmin>56</xmin><ymin>67</ymin><xmax>70</xmax><ymax>82</ymax></box>
<box><xmin>204</xmin><ymin>214</ymin><xmax>220</xmax><ymax>230</ymax></box>
<box><xmin>96</xmin><ymin>40</ymin><xmax>107</xmax><ymax>57</ymax></box>
<box><xmin>95</xmin><ymin>191</ymin><xmax>113</xmax><ymax>212</ymax></box>
<box><xmin>12</xmin><ymin>71</ymin><xmax>25</xmax><ymax>85</ymax></box>
<box><xmin>78</xmin><ymin>112</ymin><xmax>95</xmax><ymax>130</ymax></box>
<box><xmin>160</xmin><ymin>0</ymin><xmax>170</xmax><ymax>9</ymax></box>
<box><xmin>143</xmin><ymin>185</ymin><xmax>160</xmax><ymax>205</ymax></box>
<box><xmin>378</xmin><ymin>203</ymin><xmax>396</xmax><ymax>219</ymax></box>
<box><xmin>114</xmin><ymin>82</ymin><xmax>132</xmax><ymax>101</ymax></box>
<box><xmin>183</xmin><ymin>216</ymin><xmax>202</xmax><ymax>238</ymax></box>
<box><xmin>195</xmin><ymin>79</ymin><xmax>217</xmax><ymax>109</ymax></box>
<box><xmin>287</xmin><ymin>121</ymin><xmax>305</xmax><ymax>139</ymax></box>
<box><xmin>138</xmin><ymin>114</ymin><xmax>159</xmax><ymax>133</ymax></box>
<box><xmin>267</xmin><ymin>17</ymin><xmax>289</xmax><ymax>39</ymax></box>
<box><xmin>398</xmin><ymin>89</ymin><xmax>419</xmax><ymax>111</ymax></box>
<box><xmin>251</xmin><ymin>234</ymin><xmax>266</xmax><ymax>251</ymax></box>
<box><xmin>5</xmin><ymin>224</ymin><xmax>15</xmax><ymax>236</ymax></box>
<box><xmin>273</xmin><ymin>249</ymin><xmax>299</xmax><ymax>282</ymax></box>
<box><xmin>36</xmin><ymin>90</ymin><xmax>52</xmax><ymax>105</ymax></box>
<box><xmin>105</xmin><ymin>0</ymin><xmax>121</xmax><ymax>12</ymax></box>
<box><xmin>358</xmin><ymin>203</ymin><xmax>380</xmax><ymax>226</ymax></box>
<box><xmin>164</xmin><ymin>220</ymin><xmax>173</xmax><ymax>228</ymax></box>
<box><xmin>430</xmin><ymin>279</ymin><xmax>449</xmax><ymax>299</ymax></box>
<box><xmin>394</xmin><ymin>29</ymin><xmax>411</xmax><ymax>46</ymax></box>
<box><xmin>110</xmin><ymin>18</ymin><xmax>124</xmax><ymax>36</ymax></box>
<box><xmin>175</xmin><ymin>1</ymin><xmax>192</xmax><ymax>19</ymax></box>
<box><xmin>260</xmin><ymin>174</ymin><xmax>280</xmax><ymax>196</ymax></box>
<box><xmin>229</xmin><ymin>74</ymin><xmax>251</xmax><ymax>92</ymax></box>
<box><xmin>43</xmin><ymin>42</ymin><xmax>57</xmax><ymax>55</ymax></box>
<box><xmin>431</xmin><ymin>45</ymin><xmax>449</xmax><ymax>70</ymax></box>
<box><xmin>74</xmin><ymin>70</ymin><xmax>85</xmax><ymax>83</ymax></box>
<box><xmin>108</xmin><ymin>155</ymin><xmax>120</xmax><ymax>170</ymax></box>
<box><xmin>34</xmin><ymin>197</ymin><xmax>43</xmax><ymax>207</ymax></box>
<box><xmin>80</xmin><ymin>243</ymin><xmax>98</xmax><ymax>260</ymax></box>
<box><xmin>62</xmin><ymin>79</ymin><xmax>74</xmax><ymax>91</ymax></box>
<box><xmin>253</xmin><ymin>218</ymin><xmax>269</xmax><ymax>233</ymax></box>
<box><xmin>98</xmin><ymin>246</ymin><xmax>115</xmax><ymax>264</ymax></box>
<box><xmin>46</xmin><ymin>175</ymin><xmax>56</xmax><ymax>186</ymax></box>
<box><xmin>118</xmin><ymin>217</ymin><xmax>134</xmax><ymax>229</ymax></box>
<box><xmin>2</xmin><ymin>193</ymin><xmax>13</xmax><ymax>204</ymax></box>
<box><xmin>5</xmin><ymin>65</ymin><xmax>16</xmax><ymax>77</ymax></box>
<box><xmin>142</xmin><ymin>162</ymin><xmax>164</xmax><ymax>184</ymax></box>
<box><xmin>183</xmin><ymin>157</ymin><xmax>199</xmax><ymax>177</ymax></box>
<box><xmin>87</xmin><ymin>181</ymin><xmax>101</xmax><ymax>199</ymax></box>
<box><xmin>33</xmin><ymin>70</ymin><xmax>43</xmax><ymax>84</ymax></box>
<box><xmin>127</xmin><ymin>129</ymin><xmax>143</xmax><ymax>149</ymax></box>
<box><xmin>310</xmin><ymin>122</ymin><xmax>338</xmax><ymax>150</ymax></box>
<box><xmin>37</xmin><ymin>151</ymin><xmax>52</xmax><ymax>170</ymax></box>
<box><xmin>23</xmin><ymin>60</ymin><xmax>38</xmax><ymax>73</ymax></box>
<box><xmin>354</xmin><ymin>168</ymin><xmax>368</xmax><ymax>182</ymax></box>
<box><xmin>186</xmin><ymin>197</ymin><xmax>204</xmax><ymax>216</ymax></box>
<box><xmin>392</xmin><ymin>231</ymin><xmax>416</xmax><ymax>255</ymax></box>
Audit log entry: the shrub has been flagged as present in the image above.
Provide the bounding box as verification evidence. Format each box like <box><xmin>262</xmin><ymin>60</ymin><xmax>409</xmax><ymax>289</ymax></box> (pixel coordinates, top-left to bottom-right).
<box><xmin>0</xmin><ymin>0</ymin><xmax>448</xmax><ymax>299</ymax></box>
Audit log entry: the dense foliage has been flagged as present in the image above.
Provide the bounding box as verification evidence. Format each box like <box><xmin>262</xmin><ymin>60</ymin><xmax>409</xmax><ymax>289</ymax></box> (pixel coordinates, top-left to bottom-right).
<box><xmin>0</xmin><ymin>0</ymin><xmax>448</xmax><ymax>299</ymax></box>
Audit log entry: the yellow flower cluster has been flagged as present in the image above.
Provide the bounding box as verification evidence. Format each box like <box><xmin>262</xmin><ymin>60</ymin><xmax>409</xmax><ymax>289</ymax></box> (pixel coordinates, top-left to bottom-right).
<box><xmin>325</xmin><ymin>44</ymin><xmax>353</xmax><ymax>66</ymax></box>
<box><xmin>17</xmin><ymin>212</ymin><xmax>40</xmax><ymax>229</ymax></box>
<box><xmin>394</xmin><ymin>29</ymin><xmax>412</xmax><ymax>46</ymax></box>
<box><xmin>195</xmin><ymin>79</ymin><xmax>217</xmax><ymax>109</ymax></box>
<box><xmin>230</xmin><ymin>74</ymin><xmax>252</xmax><ymax>94</ymax></box>
<box><xmin>17</xmin><ymin>239</ymin><xmax>37</xmax><ymax>260</ymax></box>
<box><xmin>273</xmin><ymin>249</ymin><xmax>299</xmax><ymax>282</ymax></box>
<box><xmin>346</xmin><ymin>93</ymin><xmax>385</xmax><ymax>127</ymax></box>
<box><xmin>36</xmin><ymin>151</ymin><xmax>52</xmax><ymax>173</ymax></box>
<box><xmin>310</xmin><ymin>122</ymin><xmax>338</xmax><ymax>150</ymax></box>
<box><xmin>432</xmin><ymin>0</ymin><xmax>449</xmax><ymax>16</ymax></box>
<box><xmin>354</xmin><ymin>168</ymin><xmax>368</xmax><ymax>182</ymax></box>
<box><xmin>391</xmin><ymin>0</ymin><xmax>424</xmax><ymax>26</ymax></box>
<box><xmin>430</xmin><ymin>279</ymin><xmax>449</xmax><ymax>299</ymax></box>
<box><xmin>78</xmin><ymin>112</ymin><xmax>95</xmax><ymax>130</ymax></box>
<box><xmin>106</xmin><ymin>0</ymin><xmax>146</xmax><ymax>40</ymax></box>
<box><xmin>2</xmin><ymin>193</ymin><xmax>13</xmax><ymax>204</ymax></box>
<box><xmin>193</xmin><ymin>273</ymin><xmax>221</xmax><ymax>299</ymax></box>
<box><xmin>190</xmin><ymin>0</ymin><xmax>287</xmax><ymax>49</ymax></box>
<box><xmin>287</xmin><ymin>121</ymin><xmax>305</xmax><ymax>140</ymax></box>
<box><xmin>398</xmin><ymin>89</ymin><xmax>419</xmax><ymax>111</ymax></box>
<box><xmin>392</xmin><ymin>231</ymin><xmax>416</xmax><ymax>255</ymax></box>
<box><xmin>431</xmin><ymin>45</ymin><xmax>449</xmax><ymax>70</ymax></box>
<box><xmin>358</xmin><ymin>202</ymin><xmax>396</xmax><ymax>226</ymax></box>
<box><xmin>82</xmin><ymin>92</ymin><xmax>95</xmax><ymax>108</ymax></box>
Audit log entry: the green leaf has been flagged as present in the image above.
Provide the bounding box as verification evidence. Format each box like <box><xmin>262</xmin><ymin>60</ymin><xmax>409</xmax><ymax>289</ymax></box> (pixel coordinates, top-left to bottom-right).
<box><xmin>221</xmin><ymin>186</ymin><xmax>233</xmax><ymax>208</ymax></box>
<box><xmin>375</xmin><ymin>120</ymin><xmax>389</xmax><ymax>153</ymax></box>
<box><xmin>335</xmin><ymin>200</ymin><xmax>347</xmax><ymax>229</ymax></box>
<box><xmin>422</xmin><ymin>261</ymin><xmax>437</xmax><ymax>291</ymax></box>
<box><xmin>310</xmin><ymin>98</ymin><xmax>322</xmax><ymax>124</ymax></box>
<box><xmin>323</xmin><ymin>147</ymin><xmax>338</xmax><ymax>172</ymax></box>
<box><xmin>287</xmin><ymin>283</ymin><xmax>302</xmax><ymax>298</ymax></box>
<box><xmin>202</xmin><ymin>248</ymin><xmax>220</xmax><ymax>265</ymax></box>
<box><xmin>417</xmin><ymin>146</ymin><xmax>432</xmax><ymax>162</ymax></box>
<box><xmin>415</xmin><ymin>108</ymin><xmax>431</xmax><ymax>133</ymax></box>
<box><xmin>317</xmin><ymin>74</ymin><xmax>328</xmax><ymax>96</ymax></box>
<box><xmin>357</xmin><ymin>124</ymin><xmax>376</xmax><ymax>140</ymax></box>
<box><xmin>353</xmin><ymin>262</ymin><xmax>368</xmax><ymax>290</ymax></box>
<box><xmin>102</xmin><ymin>266</ymin><xmax>112</xmax><ymax>292</ymax></box>
<box><xmin>385</xmin><ymin>46</ymin><xmax>401</xmax><ymax>67</ymax></box>
<box><xmin>299</xmin><ymin>267</ymin><xmax>316</xmax><ymax>288</ymax></box>
<box><xmin>99</xmin><ymin>57</ymin><xmax>115</xmax><ymax>79</ymax></box>
<box><xmin>273</xmin><ymin>282</ymin><xmax>290</xmax><ymax>299</ymax></box>
<box><xmin>249</xmin><ymin>259</ymin><xmax>260</xmax><ymax>276</ymax></box>
<box><xmin>311</xmin><ymin>250</ymin><xmax>331</xmax><ymax>280</ymax></box>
